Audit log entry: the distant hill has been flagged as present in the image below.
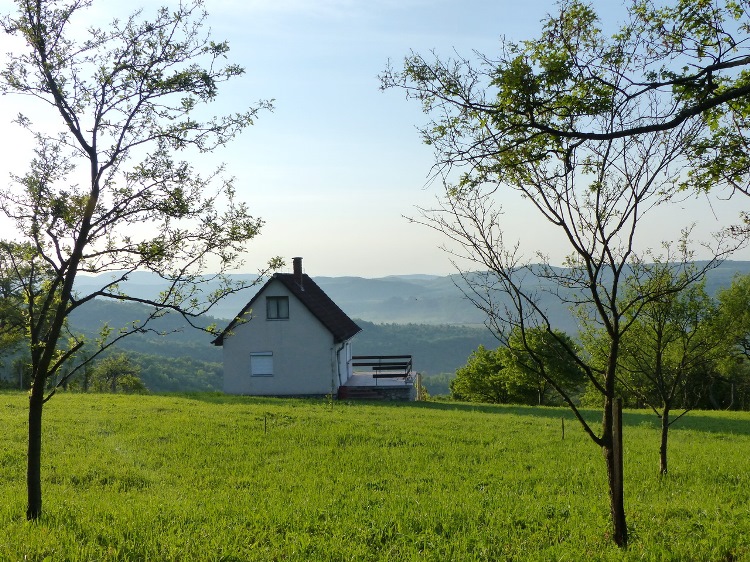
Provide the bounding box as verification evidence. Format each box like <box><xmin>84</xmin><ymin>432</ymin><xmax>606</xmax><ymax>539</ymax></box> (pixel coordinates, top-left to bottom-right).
<box><xmin>353</xmin><ymin>320</ymin><xmax>498</xmax><ymax>375</ymax></box>
<box><xmin>68</xmin><ymin>299</ymin><xmax>221</xmax><ymax>363</ymax></box>
<box><xmin>72</xmin><ymin>271</ymin><xmax>484</xmax><ymax>325</ymax></box>
<box><xmin>66</xmin><ymin>300</ymin><xmax>496</xmax><ymax>378</ymax></box>
<box><xmin>73</xmin><ymin>260</ymin><xmax>750</xmax><ymax>329</ymax></box>
<box><xmin>10</xmin><ymin>261</ymin><xmax>750</xmax><ymax>392</ymax></box>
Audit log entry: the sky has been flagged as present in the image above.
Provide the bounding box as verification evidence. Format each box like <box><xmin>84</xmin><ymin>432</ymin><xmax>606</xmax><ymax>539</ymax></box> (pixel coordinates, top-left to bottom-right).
<box><xmin>0</xmin><ymin>0</ymin><xmax>748</xmax><ymax>277</ymax></box>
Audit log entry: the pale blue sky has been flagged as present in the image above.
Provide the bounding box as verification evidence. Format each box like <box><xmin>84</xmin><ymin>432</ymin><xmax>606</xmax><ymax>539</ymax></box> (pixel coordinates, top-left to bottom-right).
<box><xmin>0</xmin><ymin>0</ymin><xmax>746</xmax><ymax>277</ymax></box>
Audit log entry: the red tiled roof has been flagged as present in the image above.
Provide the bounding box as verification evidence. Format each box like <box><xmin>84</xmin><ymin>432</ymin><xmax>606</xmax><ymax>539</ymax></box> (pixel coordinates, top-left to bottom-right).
<box><xmin>212</xmin><ymin>273</ymin><xmax>361</xmax><ymax>345</ymax></box>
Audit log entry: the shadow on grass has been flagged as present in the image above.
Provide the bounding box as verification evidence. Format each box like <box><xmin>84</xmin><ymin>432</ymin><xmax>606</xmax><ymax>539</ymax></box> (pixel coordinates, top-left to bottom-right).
<box><xmin>174</xmin><ymin>391</ymin><xmax>750</xmax><ymax>436</ymax></box>
<box><xmin>409</xmin><ymin>400</ymin><xmax>750</xmax><ymax>436</ymax></box>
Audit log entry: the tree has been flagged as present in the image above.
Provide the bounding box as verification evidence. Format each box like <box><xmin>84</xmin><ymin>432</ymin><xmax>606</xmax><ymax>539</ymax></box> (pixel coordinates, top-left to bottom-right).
<box><xmin>711</xmin><ymin>274</ymin><xmax>750</xmax><ymax>409</ymax></box>
<box><xmin>1</xmin><ymin>0</ymin><xmax>278</xmax><ymax>520</ymax></box>
<box><xmin>501</xmin><ymin>327</ymin><xmax>586</xmax><ymax>406</ymax></box>
<box><xmin>710</xmin><ymin>354</ymin><xmax>750</xmax><ymax>410</ymax></box>
<box><xmin>717</xmin><ymin>273</ymin><xmax>750</xmax><ymax>358</ymax></box>
<box><xmin>450</xmin><ymin>345</ymin><xmax>508</xmax><ymax>403</ymax></box>
<box><xmin>589</xmin><ymin>264</ymin><xmax>724</xmax><ymax>474</ymax></box>
<box><xmin>381</xmin><ymin>1</ymin><xmax>747</xmax><ymax>546</ymax></box>
<box><xmin>452</xmin><ymin>329</ymin><xmax>585</xmax><ymax>405</ymax></box>
<box><xmin>89</xmin><ymin>353</ymin><xmax>146</xmax><ymax>394</ymax></box>
<box><xmin>382</xmin><ymin>1</ymin><xmax>750</xmax><ymax>188</ymax></box>
<box><xmin>0</xmin><ymin>242</ymin><xmax>35</xmax><ymax>354</ymax></box>
<box><xmin>0</xmin><ymin>242</ymin><xmax>65</xmax><ymax>392</ymax></box>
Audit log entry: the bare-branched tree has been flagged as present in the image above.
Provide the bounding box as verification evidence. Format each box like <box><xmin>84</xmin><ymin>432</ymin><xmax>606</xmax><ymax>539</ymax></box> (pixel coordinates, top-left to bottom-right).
<box><xmin>1</xmin><ymin>0</ymin><xmax>279</xmax><ymax>520</ymax></box>
<box><xmin>381</xmin><ymin>2</ymin><xmax>750</xmax><ymax>546</ymax></box>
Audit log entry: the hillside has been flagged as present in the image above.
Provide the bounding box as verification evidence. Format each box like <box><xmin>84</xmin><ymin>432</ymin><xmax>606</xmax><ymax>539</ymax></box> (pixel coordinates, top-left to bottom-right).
<box><xmin>12</xmin><ymin>259</ymin><xmax>749</xmax><ymax>391</ymax></box>
<box><xmin>66</xmin><ymin>301</ymin><xmax>497</xmax><ymax>382</ymax></box>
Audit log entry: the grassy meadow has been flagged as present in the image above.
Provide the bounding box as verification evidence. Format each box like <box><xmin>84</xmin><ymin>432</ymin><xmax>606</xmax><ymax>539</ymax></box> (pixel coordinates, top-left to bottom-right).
<box><xmin>0</xmin><ymin>392</ymin><xmax>749</xmax><ymax>561</ymax></box>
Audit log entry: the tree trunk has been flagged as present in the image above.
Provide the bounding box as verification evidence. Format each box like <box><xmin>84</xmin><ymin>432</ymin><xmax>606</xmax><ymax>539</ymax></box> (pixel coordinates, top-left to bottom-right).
<box><xmin>603</xmin><ymin>397</ymin><xmax>627</xmax><ymax>547</ymax></box>
<box><xmin>660</xmin><ymin>408</ymin><xmax>669</xmax><ymax>475</ymax></box>
<box><xmin>26</xmin><ymin>378</ymin><xmax>45</xmax><ymax>520</ymax></box>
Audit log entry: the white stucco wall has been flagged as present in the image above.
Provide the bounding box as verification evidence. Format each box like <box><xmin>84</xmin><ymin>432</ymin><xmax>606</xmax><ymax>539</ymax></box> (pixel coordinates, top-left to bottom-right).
<box><xmin>222</xmin><ymin>280</ymin><xmax>342</xmax><ymax>395</ymax></box>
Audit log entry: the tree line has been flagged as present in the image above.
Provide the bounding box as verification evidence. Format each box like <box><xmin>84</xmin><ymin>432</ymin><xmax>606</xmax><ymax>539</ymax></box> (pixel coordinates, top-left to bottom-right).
<box><xmin>452</xmin><ymin>269</ymin><xmax>750</xmax><ymax>479</ymax></box>
<box><xmin>453</xmin><ymin>270</ymin><xmax>750</xmax><ymax>414</ymax></box>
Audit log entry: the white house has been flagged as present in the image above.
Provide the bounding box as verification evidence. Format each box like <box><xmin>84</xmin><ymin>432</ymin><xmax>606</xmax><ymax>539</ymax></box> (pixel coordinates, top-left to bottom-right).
<box><xmin>212</xmin><ymin>257</ymin><xmax>362</xmax><ymax>396</ymax></box>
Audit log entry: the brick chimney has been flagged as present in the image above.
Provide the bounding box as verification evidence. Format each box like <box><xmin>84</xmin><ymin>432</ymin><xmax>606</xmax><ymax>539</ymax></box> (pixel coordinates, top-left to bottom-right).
<box><xmin>292</xmin><ymin>257</ymin><xmax>303</xmax><ymax>288</ymax></box>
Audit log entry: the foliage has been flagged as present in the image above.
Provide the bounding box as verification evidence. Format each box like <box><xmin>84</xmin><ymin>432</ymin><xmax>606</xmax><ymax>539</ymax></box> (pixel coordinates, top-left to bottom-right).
<box><xmin>86</xmin><ymin>353</ymin><xmax>146</xmax><ymax>394</ymax></box>
<box><xmin>711</xmin><ymin>273</ymin><xmax>750</xmax><ymax>409</ymax></box>
<box><xmin>354</xmin><ymin>320</ymin><xmax>498</xmax><ymax>375</ymax></box>
<box><xmin>382</xmin><ymin>0</ymin><xmax>750</xmax><ymax>196</ymax></box>
<box><xmin>710</xmin><ymin>356</ymin><xmax>750</xmax><ymax>411</ymax></box>
<box><xmin>0</xmin><ymin>392</ymin><xmax>749</xmax><ymax>561</ymax></box>
<box><xmin>0</xmin><ymin>243</ymin><xmax>29</xmax><ymax>354</ymax></box>
<box><xmin>0</xmin><ymin>0</ymin><xmax>275</xmax><ymax>388</ymax></box>
<box><xmin>0</xmin><ymin>357</ymin><xmax>30</xmax><ymax>390</ymax></box>
<box><xmin>617</xmin><ymin>269</ymin><xmax>721</xmax><ymax>411</ymax></box>
<box><xmin>450</xmin><ymin>345</ymin><xmax>508</xmax><ymax>403</ymax></box>
<box><xmin>419</xmin><ymin>372</ymin><xmax>453</xmax><ymax>397</ymax></box>
<box><xmin>584</xmin><ymin>264</ymin><xmax>728</xmax><ymax>474</ymax></box>
<box><xmin>451</xmin><ymin>328</ymin><xmax>586</xmax><ymax>406</ymax></box>
<box><xmin>135</xmin><ymin>353</ymin><xmax>221</xmax><ymax>392</ymax></box>
<box><xmin>502</xmin><ymin>327</ymin><xmax>586</xmax><ymax>406</ymax></box>
<box><xmin>578</xmin><ymin>271</ymin><xmax>750</xmax><ymax>415</ymax></box>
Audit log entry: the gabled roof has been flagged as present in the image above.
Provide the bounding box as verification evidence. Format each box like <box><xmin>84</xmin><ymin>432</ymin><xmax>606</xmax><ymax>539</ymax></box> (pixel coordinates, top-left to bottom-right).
<box><xmin>212</xmin><ymin>273</ymin><xmax>361</xmax><ymax>346</ymax></box>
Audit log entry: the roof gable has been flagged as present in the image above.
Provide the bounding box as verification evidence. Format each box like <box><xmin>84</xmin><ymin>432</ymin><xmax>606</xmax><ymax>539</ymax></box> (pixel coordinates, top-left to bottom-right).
<box><xmin>212</xmin><ymin>273</ymin><xmax>361</xmax><ymax>345</ymax></box>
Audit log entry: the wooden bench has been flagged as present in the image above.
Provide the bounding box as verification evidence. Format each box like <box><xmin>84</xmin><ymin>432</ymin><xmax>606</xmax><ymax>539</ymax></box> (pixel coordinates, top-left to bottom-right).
<box><xmin>352</xmin><ymin>355</ymin><xmax>413</xmax><ymax>378</ymax></box>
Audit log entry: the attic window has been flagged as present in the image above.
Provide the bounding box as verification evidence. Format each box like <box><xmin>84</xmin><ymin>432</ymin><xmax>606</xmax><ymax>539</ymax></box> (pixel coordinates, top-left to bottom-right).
<box><xmin>266</xmin><ymin>296</ymin><xmax>289</xmax><ymax>319</ymax></box>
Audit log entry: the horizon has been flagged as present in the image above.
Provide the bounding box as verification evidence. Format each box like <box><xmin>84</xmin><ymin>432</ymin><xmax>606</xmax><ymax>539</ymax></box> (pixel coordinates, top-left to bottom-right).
<box><xmin>71</xmin><ymin>257</ymin><xmax>750</xmax><ymax>282</ymax></box>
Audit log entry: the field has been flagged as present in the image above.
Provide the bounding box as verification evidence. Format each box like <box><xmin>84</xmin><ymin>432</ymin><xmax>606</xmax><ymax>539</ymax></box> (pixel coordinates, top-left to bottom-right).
<box><xmin>1</xmin><ymin>392</ymin><xmax>749</xmax><ymax>561</ymax></box>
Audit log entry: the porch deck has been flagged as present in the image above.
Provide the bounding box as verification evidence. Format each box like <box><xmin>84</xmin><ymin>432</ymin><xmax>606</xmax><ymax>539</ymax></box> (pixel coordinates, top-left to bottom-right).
<box><xmin>351</xmin><ymin>355</ymin><xmax>412</xmax><ymax>379</ymax></box>
<box><xmin>339</xmin><ymin>355</ymin><xmax>414</xmax><ymax>400</ymax></box>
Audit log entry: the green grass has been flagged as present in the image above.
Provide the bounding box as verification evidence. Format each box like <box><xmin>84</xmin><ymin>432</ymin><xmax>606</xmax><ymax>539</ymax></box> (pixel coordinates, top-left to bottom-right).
<box><xmin>1</xmin><ymin>392</ymin><xmax>749</xmax><ymax>561</ymax></box>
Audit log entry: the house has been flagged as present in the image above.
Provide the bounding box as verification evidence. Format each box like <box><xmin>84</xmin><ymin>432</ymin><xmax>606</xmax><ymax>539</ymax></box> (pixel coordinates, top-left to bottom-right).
<box><xmin>212</xmin><ymin>257</ymin><xmax>362</xmax><ymax>396</ymax></box>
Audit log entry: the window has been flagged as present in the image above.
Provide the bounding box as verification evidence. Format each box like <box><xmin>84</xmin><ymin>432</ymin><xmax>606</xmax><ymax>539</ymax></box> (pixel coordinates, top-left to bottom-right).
<box><xmin>250</xmin><ymin>352</ymin><xmax>273</xmax><ymax>376</ymax></box>
<box><xmin>266</xmin><ymin>296</ymin><xmax>289</xmax><ymax>319</ymax></box>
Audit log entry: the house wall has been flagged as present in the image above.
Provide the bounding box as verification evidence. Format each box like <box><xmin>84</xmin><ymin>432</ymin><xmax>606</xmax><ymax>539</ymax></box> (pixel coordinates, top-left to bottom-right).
<box><xmin>336</xmin><ymin>340</ymin><xmax>354</xmax><ymax>387</ymax></box>
<box><xmin>222</xmin><ymin>280</ymin><xmax>339</xmax><ymax>395</ymax></box>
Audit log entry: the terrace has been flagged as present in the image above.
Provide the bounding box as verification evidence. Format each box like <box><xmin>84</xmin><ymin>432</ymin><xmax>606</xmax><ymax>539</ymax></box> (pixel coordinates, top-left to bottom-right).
<box><xmin>338</xmin><ymin>355</ymin><xmax>414</xmax><ymax>400</ymax></box>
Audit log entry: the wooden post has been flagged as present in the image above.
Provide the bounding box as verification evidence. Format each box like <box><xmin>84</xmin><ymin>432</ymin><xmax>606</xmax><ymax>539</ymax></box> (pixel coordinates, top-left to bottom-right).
<box><xmin>561</xmin><ymin>416</ymin><xmax>565</xmax><ymax>440</ymax></box>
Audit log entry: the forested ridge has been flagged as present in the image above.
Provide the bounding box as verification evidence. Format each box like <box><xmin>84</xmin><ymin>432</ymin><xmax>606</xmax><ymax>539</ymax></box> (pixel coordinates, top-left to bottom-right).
<box><xmin>0</xmin><ymin>297</ymin><xmax>496</xmax><ymax>391</ymax></box>
<box><xmin>55</xmin><ymin>299</ymin><xmax>497</xmax><ymax>392</ymax></box>
<box><xmin>4</xmin><ymin>263</ymin><xmax>750</xmax><ymax>394</ymax></box>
